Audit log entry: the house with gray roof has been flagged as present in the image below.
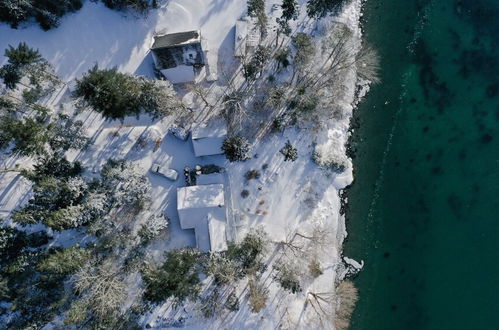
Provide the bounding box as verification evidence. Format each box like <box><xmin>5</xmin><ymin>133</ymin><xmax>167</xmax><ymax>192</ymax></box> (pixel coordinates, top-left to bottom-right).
<box><xmin>151</xmin><ymin>30</ymin><xmax>205</xmax><ymax>83</ymax></box>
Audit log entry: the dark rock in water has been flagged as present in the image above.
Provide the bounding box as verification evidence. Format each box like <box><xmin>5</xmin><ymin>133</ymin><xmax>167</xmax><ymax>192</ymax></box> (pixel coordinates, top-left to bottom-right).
<box><xmin>481</xmin><ymin>133</ymin><xmax>493</xmax><ymax>143</ymax></box>
<box><xmin>458</xmin><ymin>149</ymin><xmax>467</xmax><ymax>160</ymax></box>
<box><xmin>447</xmin><ymin>193</ymin><xmax>463</xmax><ymax>218</ymax></box>
<box><xmin>486</xmin><ymin>83</ymin><xmax>498</xmax><ymax>98</ymax></box>
<box><xmin>384</xmin><ymin>252</ymin><xmax>391</xmax><ymax>258</ymax></box>
<box><xmin>422</xmin><ymin>126</ymin><xmax>429</xmax><ymax>133</ymax></box>
<box><xmin>431</xmin><ymin>166</ymin><xmax>443</xmax><ymax>175</ymax></box>
<box><xmin>391</xmin><ymin>305</ymin><xmax>398</xmax><ymax>311</ymax></box>
<box><xmin>410</xmin><ymin>97</ymin><xmax>418</xmax><ymax>103</ymax></box>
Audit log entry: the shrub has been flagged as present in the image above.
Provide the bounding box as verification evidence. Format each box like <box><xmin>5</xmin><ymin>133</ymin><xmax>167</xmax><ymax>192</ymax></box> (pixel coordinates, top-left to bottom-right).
<box><xmin>241</xmin><ymin>189</ymin><xmax>250</xmax><ymax>198</ymax></box>
<box><xmin>275</xmin><ymin>48</ymin><xmax>290</xmax><ymax>68</ymax></box>
<box><xmin>273</xmin><ymin>260</ymin><xmax>301</xmax><ymax>293</ymax></box>
<box><xmin>225</xmin><ymin>290</ymin><xmax>240</xmax><ymax>312</ymax></box>
<box><xmin>272</xmin><ymin>115</ymin><xmax>287</xmax><ymax>132</ymax></box>
<box><xmin>245</xmin><ymin>169</ymin><xmax>261</xmax><ymax>180</ymax></box>
<box><xmin>312</xmin><ymin>149</ymin><xmax>347</xmax><ymax>172</ymax></box>
<box><xmin>225</xmin><ymin>229</ymin><xmax>268</xmax><ymax>276</ymax></box>
<box><xmin>222</xmin><ymin>136</ymin><xmax>251</xmax><ymax>162</ymax></box>
<box><xmin>279</xmin><ymin>140</ymin><xmax>298</xmax><ymax>161</ymax></box>
<box><xmin>204</xmin><ymin>254</ymin><xmax>238</xmax><ymax>285</ymax></box>
<box><xmin>308</xmin><ymin>258</ymin><xmax>323</xmax><ymax>278</ymax></box>
<box><xmin>248</xmin><ymin>278</ymin><xmax>268</xmax><ymax>313</ymax></box>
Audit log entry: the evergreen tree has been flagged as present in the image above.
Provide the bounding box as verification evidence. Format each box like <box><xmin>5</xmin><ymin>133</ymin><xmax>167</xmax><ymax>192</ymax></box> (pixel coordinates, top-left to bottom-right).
<box><xmin>5</xmin><ymin>42</ymin><xmax>42</xmax><ymax>67</ymax></box>
<box><xmin>100</xmin><ymin>159</ymin><xmax>151</xmax><ymax>210</ymax></box>
<box><xmin>74</xmin><ymin>65</ymin><xmax>143</xmax><ymax>120</ymax></box>
<box><xmin>0</xmin><ymin>64</ymin><xmax>21</xmax><ymax>89</ymax></box>
<box><xmin>0</xmin><ymin>227</ymin><xmax>29</xmax><ymax>265</ymax></box>
<box><xmin>102</xmin><ymin>0</ymin><xmax>150</xmax><ymax>14</ymax></box>
<box><xmin>281</xmin><ymin>0</ymin><xmax>298</xmax><ymax>21</ymax></box>
<box><xmin>35</xmin><ymin>9</ymin><xmax>60</xmax><ymax>30</ymax></box>
<box><xmin>0</xmin><ymin>0</ymin><xmax>83</xmax><ymax>30</ymax></box>
<box><xmin>74</xmin><ymin>66</ymin><xmax>184</xmax><ymax>120</ymax></box>
<box><xmin>222</xmin><ymin>136</ymin><xmax>251</xmax><ymax>162</ymax></box>
<box><xmin>279</xmin><ymin>140</ymin><xmax>298</xmax><ymax>161</ymax></box>
<box><xmin>49</xmin><ymin>116</ymin><xmax>88</xmax><ymax>152</ymax></box>
<box><xmin>243</xmin><ymin>45</ymin><xmax>270</xmax><ymax>80</ymax></box>
<box><xmin>306</xmin><ymin>0</ymin><xmax>349</xmax><ymax>18</ymax></box>
<box><xmin>37</xmin><ymin>246</ymin><xmax>90</xmax><ymax>275</ymax></box>
<box><xmin>0</xmin><ymin>117</ymin><xmax>51</xmax><ymax>156</ymax></box>
<box><xmin>0</xmin><ymin>0</ymin><xmax>32</xmax><ymax>28</ymax></box>
<box><xmin>247</xmin><ymin>0</ymin><xmax>265</xmax><ymax>17</ymax></box>
<box><xmin>292</xmin><ymin>33</ymin><xmax>315</xmax><ymax>68</ymax></box>
<box><xmin>277</xmin><ymin>0</ymin><xmax>297</xmax><ymax>35</ymax></box>
<box><xmin>12</xmin><ymin>167</ymin><xmax>90</xmax><ymax>231</ymax></box>
<box><xmin>22</xmin><ymin>154</ymin><xmax>82</xmax><ymax>183</ymax></box>
<box><xmin>143</xmin><ymin>249</ymin><xmax>201</xmax><ymax>304</ymax></box>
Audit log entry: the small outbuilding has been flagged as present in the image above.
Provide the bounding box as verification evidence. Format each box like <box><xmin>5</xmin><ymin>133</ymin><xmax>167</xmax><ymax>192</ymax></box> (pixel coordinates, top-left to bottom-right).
<box><xmin>151</xmin><ymin>30</ymin><xmax>205</xmax><ymax>83</ymax></box>
<box><xmin>177</xmin><ymin>184</ymin><xmax>227</xmax><ymax>252</ymax></box>
<box><xmin>191</xmin><ymin>121</ymin><xmax>227</xmax><ymax>157</ymax></box>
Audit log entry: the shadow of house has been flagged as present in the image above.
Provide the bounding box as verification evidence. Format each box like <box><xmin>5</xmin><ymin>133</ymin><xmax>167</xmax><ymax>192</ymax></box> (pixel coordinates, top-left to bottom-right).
<box><xmin>151</xmin><ymin>30</ymin><xmax>205</xmax><ymax>83</ymax></box>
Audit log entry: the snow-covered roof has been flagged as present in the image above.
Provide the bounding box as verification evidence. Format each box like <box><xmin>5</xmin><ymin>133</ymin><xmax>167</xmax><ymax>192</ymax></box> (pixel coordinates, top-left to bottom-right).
<box><xmin>160</xmin><ymin>65</ymin><xmax>195</xmax><ymax>84</ymax></box>
<box><xmin>191</xmin><ymin>122</ymin><xmax>227</xmax><ymax>139</ymax></box>
<box><xmin>196</xmin><ymin>173</ymin><xmax>224</xmax><ymax>185</ymax></box>
<box><xmin>208</xmin><ymin>213</ymin><xmax>227</xmax><ymax>252</ymax></box>
<box><xmin>151</xmin><ymin>30</ymin><xmax>201</xmax><ymax>49</ymax></box>
<box><xmin>177</xmin><ymin>184</ymin><xmax>227</xmax><ymax>252</ymax></box>
<box><xmin>194</xmin><ymin>221</ymin><xmax>211</xmax><ymax>253</ymax></box>
<box><xmin>177</xmin><ymin>184</ymin><xmax>224</xmax><ymax>211</ymax></box>
<box><xmin>191</xmin><ymin>122</ymin><xmax>227</xmax><ymax>157</ymax></box>
<box><xmin>192</xmin><ymin>137</ymin><xmax>225</xmax><ymax>157</ymax></box>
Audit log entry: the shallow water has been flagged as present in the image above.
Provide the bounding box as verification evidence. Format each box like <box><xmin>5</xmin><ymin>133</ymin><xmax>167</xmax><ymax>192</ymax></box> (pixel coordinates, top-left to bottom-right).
<box><xmin>344</xmin><ymin>0</ymin><xmax>499</xmax><ymax>329</ymax></box>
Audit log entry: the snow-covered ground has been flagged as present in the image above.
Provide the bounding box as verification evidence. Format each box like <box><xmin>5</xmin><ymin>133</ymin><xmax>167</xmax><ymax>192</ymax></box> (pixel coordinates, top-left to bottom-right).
<box><xmin>0</xmin><ymin>0</ymin><xmax>365</xmax><ymax>328</ymax></box>
<box><xmin>0</xmin><ymin>0</ymin><xmax>247</xmax><ymax>81</ymax></box>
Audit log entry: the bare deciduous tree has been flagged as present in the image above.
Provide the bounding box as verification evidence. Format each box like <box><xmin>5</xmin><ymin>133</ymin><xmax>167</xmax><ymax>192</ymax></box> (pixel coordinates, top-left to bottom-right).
<box><xmin>334</xmin><ymin>280</ymin><xmax>359</xmax><ymax>330</ymax></box>
<box><xmin>305</xmin><ymin>290</ymin><xmax>335</xmax><ymax>326</ymax></box>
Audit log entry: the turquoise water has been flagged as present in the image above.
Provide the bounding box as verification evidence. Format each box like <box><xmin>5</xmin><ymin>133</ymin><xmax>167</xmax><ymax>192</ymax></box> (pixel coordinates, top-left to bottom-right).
<box><xmin>344</xmin><ymin>0</ymin><xmax>499</xmax><ymax>329</ymax></box>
